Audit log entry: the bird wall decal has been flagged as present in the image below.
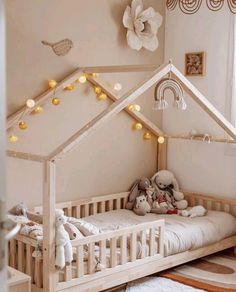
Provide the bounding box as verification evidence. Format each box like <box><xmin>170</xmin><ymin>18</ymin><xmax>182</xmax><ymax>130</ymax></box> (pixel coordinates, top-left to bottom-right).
<box><xmin>41</xmin><ymin>39</ymin><xmax>73</xmax><ymax>56</ymax></box>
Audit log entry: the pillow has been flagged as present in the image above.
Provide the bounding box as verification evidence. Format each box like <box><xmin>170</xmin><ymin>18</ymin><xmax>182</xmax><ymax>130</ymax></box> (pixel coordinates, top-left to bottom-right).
<box><xmin>64</xmin><ymin>222</ymin><xmax>84</xmax><ymax>240</ymax></box>
<box><xmin>67</xmin><ymin>217</ymin><xmax>100</xmax><ymax>236</ymax></box>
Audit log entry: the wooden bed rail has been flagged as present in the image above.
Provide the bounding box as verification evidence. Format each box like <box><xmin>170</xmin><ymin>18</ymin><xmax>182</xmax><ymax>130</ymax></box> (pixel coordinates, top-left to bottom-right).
<box><xmin>34</xmin><ymin>191</ymin><xmax>236</xmax><ymax>218</ymax></box>
<box><xmin>57</xmin><ymin>219</ymin><xmax>164</xmax><ymax>290</ymax></box>
<box><xmin>34</xmin><ymin>192</ymin><xmax>129</xmax><ymax>218</ymax></box>
<box><xmin>8</xmin><ymin>236</ymin><xmax>43</xmax><ymax>289</ymax></box>
<box><xmin>184</xmin><ymin>191</ymin><xmax>236</xmax><ymax>216</ymax></box>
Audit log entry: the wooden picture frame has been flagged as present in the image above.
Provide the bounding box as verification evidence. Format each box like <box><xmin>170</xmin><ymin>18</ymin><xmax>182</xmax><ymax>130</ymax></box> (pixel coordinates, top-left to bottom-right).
<box><xmin>185</xmin><ymin>52</ymin><xmax>206</xmax><ymax>76</ymax></box>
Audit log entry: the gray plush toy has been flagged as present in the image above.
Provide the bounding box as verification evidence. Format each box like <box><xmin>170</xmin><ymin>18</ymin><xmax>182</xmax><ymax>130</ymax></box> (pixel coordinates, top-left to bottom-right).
<box><xmin>126</xmin><ymin>178</ymin><xmax>152</xmax><ymax>215</ymax></box>
<box><xmin>133</xmin><ymin>195</ymin><xmax>151</xmax><ymax>216</ymax></box>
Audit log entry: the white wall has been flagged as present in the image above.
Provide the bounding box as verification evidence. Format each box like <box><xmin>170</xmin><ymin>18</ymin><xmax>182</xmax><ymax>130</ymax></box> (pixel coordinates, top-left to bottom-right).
<box><xmin>165</xmin><ymin>5</ymin><xmax>236</xmax><ymax>198</ymax></box>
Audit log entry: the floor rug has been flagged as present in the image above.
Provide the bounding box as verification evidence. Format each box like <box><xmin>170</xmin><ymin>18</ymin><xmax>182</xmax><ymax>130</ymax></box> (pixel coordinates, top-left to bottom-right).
<box><xmin>125</xmin><ymin>277</ymin><xmax>204</xmax><ymax>292</ymax></box>
<box><xmin>161</xmin><ymin>249</ymin><xmax>236</xmax><ymax>292</ymax></box>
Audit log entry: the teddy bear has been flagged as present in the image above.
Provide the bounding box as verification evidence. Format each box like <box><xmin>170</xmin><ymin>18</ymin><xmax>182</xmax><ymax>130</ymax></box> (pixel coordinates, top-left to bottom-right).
<box><xmin>133</xmin><ymin>195</ymin><xmax>151</xmax><ymax>216</ymax></box>
<box><xmin>55</xmin><ymin>209</ymin><xmax>73</xmax><ymax>270</ymax></box>
<box><xmin>126</xmin><ymin>178</ymin><xmax>152</xmax><ymax>213</ymax></box>
<box><xmin>151</xmin><ymin>170</ymin><xmax>188</xmax><ymax>211</ymax></box>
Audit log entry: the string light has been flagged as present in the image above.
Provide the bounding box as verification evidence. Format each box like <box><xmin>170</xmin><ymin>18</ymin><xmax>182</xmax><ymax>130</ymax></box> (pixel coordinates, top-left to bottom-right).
<box><xmin>26</xmin><ymin>99</ymin><xmax>35</xmax><ymax>109</ymax></box>
<box><xmin>18</xmin><ymin>121</ymin><xmax>27</xmax><ymax>130</ymax></box>
<box><xmin>78</xmin><ymin>75</ymin><xmax>87</xmax><ymax>83</ymax></box>
<box><xmin>52</xmin><ymin>97</ymin><xmax>60</xmax><ymax>106</ymax></box>
<box><xmin>143</xmin><ymin>132</ymin><xmax>152</xmax><ymax>140</ymax></box>
<box><xmin>133</xmin><ymin>122</ymin><xmax>143</xmax><ymax>130</ymax></box>
<box><xmin>114</xmin><ymin>83</ymin><xmax>122</xmax><ymax>91</ymax></box>
<box><xmin>64</xmin><ymin>84</ymin><xmax>74</xmax><ymax>90</ymax></box>
<box><xmin>31</xmin><ymin>106</ymin><xmax>43</xmax><ymax>114</ymax></box>
<box><xmin>48</xmin><ymin>80</ymin><xmax>57</xmax><ymax>89</ymax></box>
<box><xmin>158</xmin><ymin>136</ymin><xmax>165</xmax><ymax>144</ymax></box>
<box><xmin>128</xmin><ymin>104</ymin><xmax>141</xmax><ymax>112</ymax></box>
<box><xmin>94</xmin><ymin>86</ymin><xmax>102</xmax><ymax>94</ymax></box>
<box><xmin>97</xmin><ymin>93</ymin><xmax>107</xmax><ymax>101</ymax></box>
<box><xmin>92</xmin><ymin>73</ymin><xmax>99</xmax><ymax>78</ymax></box>
<box><xmin>9</xmin><ymin>134</ymin><xmax>18</xmax><ymax>143</ymax></box>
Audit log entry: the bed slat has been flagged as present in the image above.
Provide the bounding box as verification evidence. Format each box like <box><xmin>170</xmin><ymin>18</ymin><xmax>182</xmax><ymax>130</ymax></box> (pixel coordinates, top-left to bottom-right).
<box><xmin>130</xmin><ymin>232</ymin><xmax>137</xmax><ymax>262</ymax></box>
<box><xmin>17</xmin><ymin>241</ymin><xmax>24</xmax><ymax>272</ymax></box>
<box><xmin>26</xmin><ymin>244</ymin><xmax>32</xmax><ymax>276</ymax></box>
<box><xmin>77</xmin><ymin>245</ymin><xmax>84</xmax><ymax>277</ymax></box>
<box><xmin>149</xmin><ymin>228</ymin><xmax>155</xmax><ymax>256</ymax></box>
<box><xmin>140</xmin><ymin>230</ymin><xmax>146</xmax><ymax>259</ymax></box>
<box><xmin>64</xmin><ymin>265</ymin><xmax>72</xmax><ymax>281</ymax></box>
<box><xmin>88</xmin><ymin>243</ymin><xmax>95</xmax><ymax>274</ymax></box>
<box><xmin>99</xmin><ymin>240</ymin><xmax>106</xmax><ymax>269</ymax></box>
<box><xmin>9</xmin><ymin>239</ymin><xmax>16</xmax><ymax>267</ymax></box>
<box><xmin>92</xmin><ymin>202</ymin><xmax>97</xmax><ymax>215</ymax></box>
<box><xmin>110</xmin><ymin>238</ymin><xmax>117</xmax><ymax>268</ymax></box>
<box><xmin>159</xmin><ymin>226</ymin><xmax>164</xmax><ymax>256</ymax></box>
<box><xmin>120</xmin><ymin>235</ymin><xmax>127</xmax><ymax>265</ymax></box>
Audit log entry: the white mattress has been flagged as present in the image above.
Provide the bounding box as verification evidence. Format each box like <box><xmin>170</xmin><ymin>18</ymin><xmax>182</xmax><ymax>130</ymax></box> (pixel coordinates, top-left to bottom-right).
<box><xmin>83</xmin><ymin>209</ymin><xmax>236</xmax><ymax>256</ymax></box>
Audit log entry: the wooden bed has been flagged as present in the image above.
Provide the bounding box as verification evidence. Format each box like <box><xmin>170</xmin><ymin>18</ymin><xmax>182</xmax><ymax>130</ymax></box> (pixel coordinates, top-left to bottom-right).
<box><xmin>6</xmin><ymin>62</ymin><xmax>236</xmax><ymax>292</ymax></box>
<box><xmin>8</xmin><ymin>190</ymin><xmax>236</xmax><ymax>292</ymax></box>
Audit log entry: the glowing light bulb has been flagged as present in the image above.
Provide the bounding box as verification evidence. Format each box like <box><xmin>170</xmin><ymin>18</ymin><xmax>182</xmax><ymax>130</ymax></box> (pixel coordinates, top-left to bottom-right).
<box><xmin>18</xmin><ymin>121</ymin><xmax>27</xmax><ymax>130</ymax></box>
<box><xmin>97</xmin><ymin>93</ymin><xmax>107</xmax><ymax>101</ymax></box>
<box><xmin>52</xmin><ymin>97</ymin><xmax>60</xmax><ymax>106</ymax></box>
<box><xmin>78</xmin><ymin>75</ymin><xmax>87</xmax><ymax>83</ymax></box>
<box><xmin>128</xmin><ymin>104</ymin><xmax>141</xmax><ymax>112</ymax></box>
<box><xmin>64</xmin><ymin>84</ymin><xmax>74</xmax><ymax>91</ymax></box>
<box><xmin>114</xmin><ymin>83</ymin><xmax>122</xmax><ymax>91</ymax></box>
<box><xmin>158</xmin><ymin>136</ymin><xmax>165</xmax><ymax>144</ymax></box>
<box><xmin>133</xmin><ymin>122</ymin><xmax>143</xmax><ymax>130</ymax></box>
<box><xmin>26</xmin><ymin>99</ymin><xmax>35</xmax><ymax>109</ymax></box>
<box><xmin>9</xmin><ymin>134</ymin><xmax>18</xmax><ymax>143</ymax></box>
<box><xmin>48</xmin><ymin>80</ymin><xmax>57</xmax><ymax>89</ymax></box>
<box><xmin>32</xmin><ymin>106</ymin><xmax>43</xmax><ymax>114</ymax></box>
<box><xmin>143</xmin><ymin>132</ymin><xmax>152</xmax><ymax>140</ymax></box>
<box><xmin>94</xmin><ymin>86</ymin><xmax>102</xmax><ymax>95</ymax></box>
<box><xmin>134</xmin><ymin>105</ymin><xmax>141</xmax><ymax>111</ymax></box>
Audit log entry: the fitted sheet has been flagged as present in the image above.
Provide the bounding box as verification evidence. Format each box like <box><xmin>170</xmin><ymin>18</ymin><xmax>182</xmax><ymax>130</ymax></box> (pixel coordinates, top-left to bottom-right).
<box><xmin>82</xmin><ymin>209</ymin><xmax>236</xmax><ymax>256</ymax></box>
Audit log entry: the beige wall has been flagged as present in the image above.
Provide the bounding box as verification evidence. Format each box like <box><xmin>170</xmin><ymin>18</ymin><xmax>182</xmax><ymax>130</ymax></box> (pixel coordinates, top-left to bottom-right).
<box><xmin>6</xmin><ymin>0</ymin><xmax>165</xmax><ymax>208</ymax></box>
<box><xmin>165</xmin><ymin>6</ymin><xmax>236</xmax><ymax>198</ymax></box>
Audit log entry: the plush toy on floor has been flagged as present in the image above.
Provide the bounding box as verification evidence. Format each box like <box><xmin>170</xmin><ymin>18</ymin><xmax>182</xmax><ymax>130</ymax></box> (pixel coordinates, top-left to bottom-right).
<box><xmin>151</xmin><ymin>170</ymin><xmax>188</xmax><ymax>211</ymax></box>
<box><xmin>55</xmin><ymin>209</ymin><xmax>73</xmax><ymax>270</ymax></box>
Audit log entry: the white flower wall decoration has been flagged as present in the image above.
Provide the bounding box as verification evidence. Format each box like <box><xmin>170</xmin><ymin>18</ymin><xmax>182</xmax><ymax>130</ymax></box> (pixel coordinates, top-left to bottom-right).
<box><xmin>123</xmin><ymin>0</ymin><xmax>163</xmax><ymax>52</ymax></box>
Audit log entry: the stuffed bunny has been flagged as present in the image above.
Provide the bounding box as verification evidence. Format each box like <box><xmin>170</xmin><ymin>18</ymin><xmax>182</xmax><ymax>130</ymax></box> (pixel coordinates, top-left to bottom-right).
<box><xmin>133</xmin><ymin>195</ymin><xmax>151</xmax><ymax>216</ymax></box>
<box><xmin>55</xmin><ymin>209</ymin><xmax>73</xmax><ymax>270</ymax></box>
<box><xmin>126</xmin><ymin>178</ymin><xmax>152</xmax><ymax>211</ymax></box>
<box><xmin>151</xmin><ymin>170</ymin><xmax>188</xmax><ymax>210</ymax></box>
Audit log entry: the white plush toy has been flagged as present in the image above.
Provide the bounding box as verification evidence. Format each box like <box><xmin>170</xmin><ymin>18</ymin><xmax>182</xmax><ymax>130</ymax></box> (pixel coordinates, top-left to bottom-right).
<box><xmin>133</xmin><ymin>195</ymin><xmax>151</xmax><ymax>216</ymax></box>
<box><xmin>181</xmin><ymin>206</ymin><xmax>207</xmax><ymax>218</ymax></box>
<box><xmin>55</xmin><ymin>209</ymin><xmax>73</xmax><ymax>270</ymax></box>
<box><xmin>151</xmin><ymin>170</ymin><xmax>188</xmax><ymax>210</ymax></box>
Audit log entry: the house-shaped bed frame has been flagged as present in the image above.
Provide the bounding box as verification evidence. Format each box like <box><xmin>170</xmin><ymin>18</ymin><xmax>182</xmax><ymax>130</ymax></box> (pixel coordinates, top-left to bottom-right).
<box><xmin>7</xmin><ymin>62</ymin><xmax>236</xmax><ymax>292</ymax></box>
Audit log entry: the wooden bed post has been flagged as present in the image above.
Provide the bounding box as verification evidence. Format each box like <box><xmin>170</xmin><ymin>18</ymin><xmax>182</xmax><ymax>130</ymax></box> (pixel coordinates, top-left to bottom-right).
<box><xmin>157</xmin><ymin>139</ymin><xmax>168</xmax><ymax>171</ymax></box>
<box><xmin>43</xmin><ymin>160</ymin><xmax>56</xmax><ymax>292</ymax></box>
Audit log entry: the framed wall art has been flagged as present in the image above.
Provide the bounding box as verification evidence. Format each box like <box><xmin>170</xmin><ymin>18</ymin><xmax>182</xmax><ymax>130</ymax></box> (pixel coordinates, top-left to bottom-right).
<box><xmin>185</xmin><ymin>51</ymin><xmax>206</xmax><ymax>76</ymax></box>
